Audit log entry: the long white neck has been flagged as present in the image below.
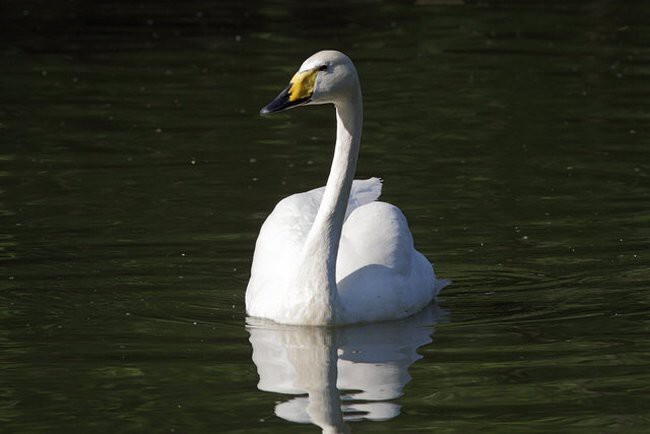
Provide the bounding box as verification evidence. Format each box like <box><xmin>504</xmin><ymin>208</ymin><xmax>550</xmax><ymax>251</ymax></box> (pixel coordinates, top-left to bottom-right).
<box><xmin>292</xmin><ymin>85</ymin><xmax>363</xmax><ymax>325</ymax></box>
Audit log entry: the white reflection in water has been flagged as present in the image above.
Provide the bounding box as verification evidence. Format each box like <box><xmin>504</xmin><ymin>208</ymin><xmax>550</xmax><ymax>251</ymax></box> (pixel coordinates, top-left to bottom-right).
<box><xmin>247</xmin><ymin>305</ymin><xmax>447</xmax><ymax>433</ymax></box>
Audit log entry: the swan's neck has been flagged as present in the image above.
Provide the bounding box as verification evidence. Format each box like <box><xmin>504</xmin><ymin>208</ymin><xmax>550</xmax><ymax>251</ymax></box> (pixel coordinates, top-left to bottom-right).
<box><xmin>293</xmin><ymin>87</ymin><xmax>362</xmax><ymax>324</ymax></box>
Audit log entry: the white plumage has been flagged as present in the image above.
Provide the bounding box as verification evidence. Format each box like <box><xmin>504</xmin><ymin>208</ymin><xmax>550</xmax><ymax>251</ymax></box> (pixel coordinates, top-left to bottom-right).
<box><xmin>246</xmin><ymin>50</ymin><xmax>448</xmax><ymax>325</ymax></box>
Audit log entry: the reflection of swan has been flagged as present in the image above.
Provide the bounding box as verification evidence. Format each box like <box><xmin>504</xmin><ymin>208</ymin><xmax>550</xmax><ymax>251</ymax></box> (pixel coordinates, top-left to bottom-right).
<box><xmin>247</xmin><ymin>305</ymin><xmax>446</xmax><ymax>433</ymax></box>
<box><xmin>246</xmin><ymin>50</ymin><xmax>448</xmax><ymax>325</ymax></box>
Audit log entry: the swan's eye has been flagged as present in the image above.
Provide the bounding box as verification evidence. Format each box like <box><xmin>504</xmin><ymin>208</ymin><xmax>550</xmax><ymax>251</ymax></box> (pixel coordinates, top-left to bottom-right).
<box><xmin>318</xmin><ymin>65</ymin><xmax>328</xmax><ymax>72</ymax></box>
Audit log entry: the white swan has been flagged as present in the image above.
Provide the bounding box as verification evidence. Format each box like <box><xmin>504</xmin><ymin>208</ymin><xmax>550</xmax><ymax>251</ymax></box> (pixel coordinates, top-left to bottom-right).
<box><xmin>246</xmin><ymin>50</ymin><xmax>448</xmax><ymax>325</ymax></box>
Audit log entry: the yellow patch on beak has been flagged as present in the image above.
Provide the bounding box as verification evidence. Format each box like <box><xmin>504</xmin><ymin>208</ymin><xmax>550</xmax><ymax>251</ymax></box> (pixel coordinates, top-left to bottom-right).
<box><xmin>288</xmin><ymin>68</ymin><xmax>318</xmax><ymax>102</ymax></box>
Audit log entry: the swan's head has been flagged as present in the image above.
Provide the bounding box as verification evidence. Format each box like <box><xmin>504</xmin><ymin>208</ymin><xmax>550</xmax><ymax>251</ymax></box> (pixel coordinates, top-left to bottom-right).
<box><xmin>260</xmin><ymin>50</ymin><xmax>359</xmax><ymax>115</ymax></box>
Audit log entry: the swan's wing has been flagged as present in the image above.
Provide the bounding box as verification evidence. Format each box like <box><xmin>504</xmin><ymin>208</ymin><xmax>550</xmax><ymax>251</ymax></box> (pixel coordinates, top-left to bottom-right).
<box><xmin>336</xmin><ymin>201</ymin><xmax>440</xmax><ymax>323</ymax></box>
<box><xmin>247</xmin><ymin>178</ymin><xmax>383</xmax><ymax>307</ymax></box>
<box><xmin>296</xmin><ymin>177</ymin><xmax>383</xmax><ymax>220</ymax></box>
<box><xmin>253</xmin><ymin>176</ymin><xmax>382</xmax><ymax>262</ymax></box>
<box><xmin>339</xmin><ymin>201</ymin><xmax>416</xmax><ymax>272</ymax></box>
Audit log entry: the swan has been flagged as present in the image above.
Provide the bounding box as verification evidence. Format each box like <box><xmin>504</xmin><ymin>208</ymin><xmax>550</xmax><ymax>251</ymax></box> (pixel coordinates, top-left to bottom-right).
<box><xmin>246</xmin><ymin>50</ymin><xmax>448</xmax><ymax>325</ymax></box>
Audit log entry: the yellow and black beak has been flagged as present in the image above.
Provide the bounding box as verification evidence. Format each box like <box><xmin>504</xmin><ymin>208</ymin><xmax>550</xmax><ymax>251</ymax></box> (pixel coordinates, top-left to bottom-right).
<box><xmin>260</xmin><ymin>68</ymin><xmax>319</xmax><ymax>115</ymax></box>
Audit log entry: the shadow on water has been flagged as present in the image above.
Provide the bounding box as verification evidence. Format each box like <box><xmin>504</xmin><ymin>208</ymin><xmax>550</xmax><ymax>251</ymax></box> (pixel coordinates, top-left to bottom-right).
<box><xmin>247</xmin><ymin>304</ymin><xmax>448</xmax><ymax>433</ymax></box>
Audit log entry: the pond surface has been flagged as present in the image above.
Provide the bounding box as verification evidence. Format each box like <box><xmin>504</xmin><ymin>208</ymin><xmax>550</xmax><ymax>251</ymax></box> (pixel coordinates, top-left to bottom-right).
<box><xmin>1</xmin><ymin>1</ymin><xmax>649</xmax><ymax>432</ymax></box>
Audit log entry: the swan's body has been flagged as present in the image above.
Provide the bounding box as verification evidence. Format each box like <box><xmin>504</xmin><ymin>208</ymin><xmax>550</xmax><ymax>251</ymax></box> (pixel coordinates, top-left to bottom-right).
<box><xmin>246</xmin><ymin>50</ymin><xmax>447</xmax><ymax>326</ymax></box>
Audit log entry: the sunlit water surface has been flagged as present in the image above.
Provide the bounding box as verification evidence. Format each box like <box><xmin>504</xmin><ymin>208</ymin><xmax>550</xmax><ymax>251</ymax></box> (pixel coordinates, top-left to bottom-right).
<box><xmin>1</xmin><ymin>1</ymin><xmax>649</xmax><ymax>432</ymax></box>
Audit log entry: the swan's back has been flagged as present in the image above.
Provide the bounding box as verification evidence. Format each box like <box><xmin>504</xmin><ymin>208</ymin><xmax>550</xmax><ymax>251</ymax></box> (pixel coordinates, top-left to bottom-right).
<box><xmin>246</xmin><ymin>178</ymin><xmax>382</xmax><ymax>311</ymax></box>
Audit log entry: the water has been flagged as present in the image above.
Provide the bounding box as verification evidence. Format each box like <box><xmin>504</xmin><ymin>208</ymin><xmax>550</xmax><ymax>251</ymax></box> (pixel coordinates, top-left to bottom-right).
<box><xmin>1</xmin><ymin>1</ymin><xmax>649</xmax><ymax>432</ymax></box>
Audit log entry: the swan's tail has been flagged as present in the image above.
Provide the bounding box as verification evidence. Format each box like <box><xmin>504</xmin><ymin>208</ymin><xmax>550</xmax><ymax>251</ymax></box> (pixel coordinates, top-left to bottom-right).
<box><xmin>433</xmin><ymin>278</ymin><xmax>451</xmax><ymax>298</ymax></box>
<box><xmin>345</xmin><ymin>178</ymin><xmax>383</xmax><ymax>219</ymax></box>
<box><xmin>351</xmin><ymin>177</ymin><xmax>383</xmax><ymax>204</ymax></box>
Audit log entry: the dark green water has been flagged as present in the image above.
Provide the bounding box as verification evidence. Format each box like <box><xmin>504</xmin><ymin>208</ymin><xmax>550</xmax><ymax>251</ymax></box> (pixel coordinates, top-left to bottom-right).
<box><xmin>2</xmin><ymin>1</ymin><xmax>649</xmax><ymax>432</ymax></box>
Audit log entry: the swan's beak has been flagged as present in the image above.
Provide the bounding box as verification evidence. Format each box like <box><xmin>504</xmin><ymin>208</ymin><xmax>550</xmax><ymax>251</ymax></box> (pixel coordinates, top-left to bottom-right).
<box><xmin>260</xmin><ymin>68</ymin><xmax>318</xmax><ymax>115</ymax></box>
